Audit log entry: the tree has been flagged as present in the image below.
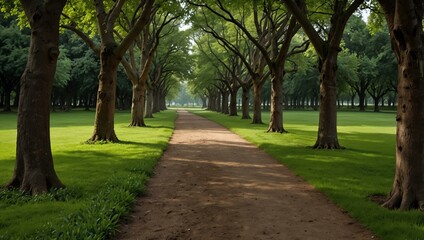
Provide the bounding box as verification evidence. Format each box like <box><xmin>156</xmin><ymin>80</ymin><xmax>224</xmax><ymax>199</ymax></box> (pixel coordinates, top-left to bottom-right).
<box><xmin>62</xmin><ymin>0</ymin><xmax>155</xmax><ymax>141</ymax></box>
<box><xmin>377</xmin><ymin>0</ymin><xmax>424</xmax><ymax>210</ymax></box>
<box><xmin>283</xmin><ymin>0</ymin><xmax>364</xmax><ymax>148</ymax></box>
<box><xmin>190</xmin><ymin>1</ymin><xmax>271</xmax><ymax>124</ymax></box>
<box><xmin>3</xmin><ymin>0</ymin><xmax>67</xmax><ymax>194</ymax></box>
<box><xmin>119</xmin><ymin>7</ymin><xmax>179</xmax><ymax>126</ymax></box>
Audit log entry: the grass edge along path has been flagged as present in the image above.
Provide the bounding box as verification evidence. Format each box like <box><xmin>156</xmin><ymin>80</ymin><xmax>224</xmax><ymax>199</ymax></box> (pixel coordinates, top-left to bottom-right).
<box><xmin>190</xmin><ymin>109</ymin><xmax>424</xmax><ymax>240</ymax></box>
<box><xmin>0</xmin><ymin>109</ymin><xmax>177</xmax><ymax>239</ymax></box>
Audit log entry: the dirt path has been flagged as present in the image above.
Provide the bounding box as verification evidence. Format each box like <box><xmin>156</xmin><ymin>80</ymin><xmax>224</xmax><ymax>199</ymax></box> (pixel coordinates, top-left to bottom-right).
<box><xmin>116</xmin><ymin>110</ymin><xmax>376</xmax><ymax>240</ymax></box>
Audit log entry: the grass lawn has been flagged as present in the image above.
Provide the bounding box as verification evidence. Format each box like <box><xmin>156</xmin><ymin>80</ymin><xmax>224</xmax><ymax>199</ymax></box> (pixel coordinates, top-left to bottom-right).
<box><xmin>0</xmin><ymin>109</ymin><xmax>176</xmax><ymax>239</ymax></box>
<box><xmin>190</xmin><ymin>109</ymin><xmax>424</xmax><ymax>240</ymax></box>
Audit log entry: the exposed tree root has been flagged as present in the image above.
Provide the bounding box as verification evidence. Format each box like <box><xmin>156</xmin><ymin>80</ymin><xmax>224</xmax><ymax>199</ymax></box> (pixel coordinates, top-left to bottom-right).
<box><xmin>89</xmin><ymin>132</ymin><xmax>119</xmax><ymax>142</ymax></box>
<box><xmin>267</xmin><ymin>127</ymin><xmax>288</xmax><ymax>133</ymax></box>
<box><xmin>382</xmin><ymin>190</ymin><xmax>424</xmax><ymax>211</ymax></box>
<box><xmin>312</xmin><ymin>141</ymin><xmax>344</xmax><ymax>149</ymax></box>
<box><xmin>6</xmin><ymin>172</ymin><xmax>64</xmax><ymax>195</ymax></box>
<box><xmin>129</xmin><ymin>121</ymin><xmax>147</xmax><ymax>127</ymax></box>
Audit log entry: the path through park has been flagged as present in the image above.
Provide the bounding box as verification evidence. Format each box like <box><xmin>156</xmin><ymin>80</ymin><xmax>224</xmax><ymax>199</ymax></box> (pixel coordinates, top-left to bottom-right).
<box><xmin>116</xmin><ymin>110</ymin><xmax>376</xmax><ymax>240</ymax></box>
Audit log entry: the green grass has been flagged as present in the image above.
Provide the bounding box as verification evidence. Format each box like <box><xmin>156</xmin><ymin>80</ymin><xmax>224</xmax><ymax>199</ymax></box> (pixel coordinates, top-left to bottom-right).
<box><xmin>0</xmin><ymin>109</ymin><xmax>176</xmax><ymax>239</ymax></box>
<box><xmin>190</xmin><ymin>109</ymin><xmax>424</xmax><ymax>240</ymax></box>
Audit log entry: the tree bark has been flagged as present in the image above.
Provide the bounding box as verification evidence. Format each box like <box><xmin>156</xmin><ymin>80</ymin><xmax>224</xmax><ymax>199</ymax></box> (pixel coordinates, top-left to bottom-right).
<box><xmin>159</xmin><ymin>92</ymin><xmax>167</xmax><ymax>110</ymax></box>
<box><xmin>229</xmin><ymin>87</ymin><xmax>238</xmax><ymax>116</ymax></box>
<box><xmin>252</xmin><ymin>81</ymin><xmax>263</xmax><ymax>124</ymax></box>
<box><xmin>130</xmin><ymin>83</ymin><xmax>147</xmax><ymax>126</ymax></box>
<box><xmin>7</xmin><ymin>0</ymin><xmax>66</xmax><ymax>194</ymax></box>
<box><xmin>312</xmin><ymin>51</ymin><xmax>341</xmax><ymax>149</ymax></box>
<box><xmin>241</xmin><ymin>86</ymin><xmax>251</xmax><ymax>119</ymax></box>
<box><xmin>221</xmin><ymin>91</ymin><xmax>229</xmax><ymax>114</ymax></box>
<box><xmin>379</xmin><ymin>0</ymin><xmax>424</xmax><ymax>210</ymax></box>
<box><xmin>152</xmin><ymin>88</ymin><xmax>160</xmax><ymax>113</ymax></box>
<box><xmin>145</xmin><ymin>87</ymin><xmax>154</xmax><ymax>118</ymax></box>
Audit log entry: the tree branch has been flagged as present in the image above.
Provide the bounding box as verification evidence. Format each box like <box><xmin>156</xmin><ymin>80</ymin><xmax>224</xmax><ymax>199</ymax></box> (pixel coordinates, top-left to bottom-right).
<box><xmin>282</xmin><ymin>0</ymin><xmax>325</xmax><ymax>58</ymax></box>
<box><xmin>117</xmin><ymin>0</ymin><xmax>155</xmax><ymax>58</ymax></box>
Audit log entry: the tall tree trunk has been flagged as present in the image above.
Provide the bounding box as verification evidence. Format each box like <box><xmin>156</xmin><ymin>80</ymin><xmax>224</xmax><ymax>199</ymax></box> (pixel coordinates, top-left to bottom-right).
<box><xmin>241</xmin><ymin>86</ymin><xmax>251</xmax><ymax>119</ymax></box>
<box><xmin>373</xmin><ymin>97</ymin><xmax>380</xmax><ymax>112</ymax></box>
<box><xmin>129</xmin><ymin>83</ymin><xmax>147</xmax><ymax>126</ymax></box>
<box><xmin>268</xmin><ymin>68</ymin><xmax>286</xmax><ymax>133</ymax></box>
<box><xmin>153</xmin><ymin>88</ymin><xmax>160</xmax><ymax>113</ymax></box>
<box><xmin>90</xmin><ymin>45</ymin><xmax>119</xmax><ymax>141</ymax></box>
<box><xmin>229</xmin><ymin>88</ymin><xmax>238</xmax><ymax>116</ymax></box>
<box><xmin>358</xmin><ymin>91</ymin><xmax>366</xmax><ymax>111</ymax></box>
<box><xmin>221</xmin><ymin>91</ymin><xmax>229</xmax><ymax>114</ymax></box>
<box><xmin>313</xmin><ymin>52</ymin><xmax>341</xmax><ymax>149</ymax></box>
<box><xmin>252</xmin><ymin>81</ymin><xmax>262</xmax><ymax>124</ymax></box>
<box><xmin>7</xmin><ymin>0</ymin><xmax>66</xmax><ymax>194</ymax></box>
<box><xmin>379</xmin><ymin>0</ymin><xmax>424</xmax><ymax>210</ymax></box>
<box><xmin>215</xmin><ymin>95</ymin><xmax>221</xmax><ymax>113</ymax></box>
<box><xmin>145</xmin><ymin>87</ymin><xmax>153</xmax><ymax>118</ymax></box>
<box><xmin>160</xmin><ymin>92</ymin><xmax>167</xmax><ymax>110</ymax></box>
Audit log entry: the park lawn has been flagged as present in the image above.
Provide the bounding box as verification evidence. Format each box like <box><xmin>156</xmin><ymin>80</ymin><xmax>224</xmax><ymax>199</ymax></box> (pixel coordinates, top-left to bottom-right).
<box><xmin>0</xmin><ymin>109</ymin><xmax>176</xmax><ymax>239</ymax></box>
<box><xmin>191</xmin><ymin>109</ymin><xmax>424</xmax><ymax>240</ymax></box>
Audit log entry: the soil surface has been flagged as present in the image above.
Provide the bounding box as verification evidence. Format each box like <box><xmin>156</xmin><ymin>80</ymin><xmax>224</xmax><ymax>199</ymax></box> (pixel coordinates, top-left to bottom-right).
<box><xmin>116</xmin><ymin>110</ymin><xmax>376</xmax><ymax>240</ymax></box>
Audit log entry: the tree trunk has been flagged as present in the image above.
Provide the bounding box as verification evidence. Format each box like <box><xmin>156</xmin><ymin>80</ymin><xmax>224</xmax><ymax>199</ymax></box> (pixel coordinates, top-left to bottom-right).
<box><xmin>201</xmin><ymin>96</ymin><xmax>207</xmax><ymax>108</ymax></box>
<box><xmin>241</xmin><ymin>86</ymin><xmax>251</xmax><ymax>119</ymax></box>
<box><xmin>221</xmin><ymin>91</ymin><xmax>229</xmax><ymax>114</ymax></box>
<box><xmin>129</xmin><ymin>83</ymin><xmax>147</xmax><ymax>126</ymax></box>
<box><xmin>160</xmin><ymin>92</ymin><xmax>167</xmax><ymax>110</ymax></box>
<box><xmin>152</xmin><ymin>88</ymin><xmax>160</xmax><ymax>113</ymax></box>
<box><xmin>313</xmin><ymin>52</ymin><xmax>341</xmax><ymax>149</ymax></box>
<box><xmin>7</xmin><ymin>0</ymin><xmax>66</xmax><ymax>194</ymax></box>
<box><xmin>267</xmin><ymin>69</ymin><xmax>287</xmax><ymax>133</ymax></box>
<box><xmin>358</xmin><ymin>91</ymin><xmax>366</xmax><ymax>111</ymax></box>
<box><xmin>90</xmin><ymin>45</ymin><xmax>119</xmax><ymax>141</ymax></box>
<box><xmin>252</xmin><ymin>82</ymin><xmax>262</xmax><ymax>124</ymax></box>
<box><xmin>229</xmin><ymin>88</ymin><xmax>238</xmax><ymax>116</ymax></box>
<box><xmin>215</xmin><ymin>95</ymin><xmax>221</xmax><ymax>113</ymax></box>
<box><xmin>373</xmin><ymin>97</ymin><xmax>380</xmax><ymax>112</ymax></box>
<box><xmin>379</xmin><ymin>0</ymin><xmax>424</xmax><ymax>210</ymax></box>
<box><xmin>145</xmin><ymin>87</ymin><xmax>153</xmax><ymax>118</ymax></box>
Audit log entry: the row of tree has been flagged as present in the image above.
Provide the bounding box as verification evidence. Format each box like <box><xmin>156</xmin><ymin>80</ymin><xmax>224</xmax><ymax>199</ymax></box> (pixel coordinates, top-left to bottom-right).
<box><xmin>1</xmin><ymin>0</ymin><xmax>423</xmax><ymax>211</ymax></box>
<box><xmin>0</xmin><ymin>0</ymin><xmax>192</xmax><ymax>194</ymax></box>
<box><xmin>191</xmin><ymin>14</ymin><xmax>397</xmax><ymax>114</ymax></box>
<box><xmin>185</xmin><ymin>0</ymin><xmax>424</xmax><ymax>211</ymax></box>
